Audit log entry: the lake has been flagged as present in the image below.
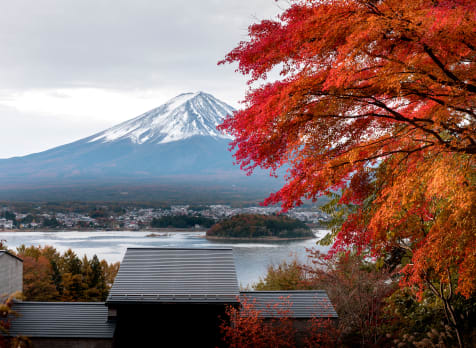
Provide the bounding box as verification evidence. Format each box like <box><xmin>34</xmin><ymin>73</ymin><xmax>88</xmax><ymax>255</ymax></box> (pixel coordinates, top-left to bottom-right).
<box><xmin>0</xmin><ymin>230</ymin><xmax>329</xmax><ymax>288</ymax></box>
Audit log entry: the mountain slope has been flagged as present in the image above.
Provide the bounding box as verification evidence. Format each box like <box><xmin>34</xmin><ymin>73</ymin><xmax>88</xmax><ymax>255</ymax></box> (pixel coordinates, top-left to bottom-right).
<box><xmin>88</xmin><ymin>91</ymin><xmax>234</xmax><ymax>145</ymax></box>
<box><xmin>0</xmin><ymin>92</ymin><xmax>252</xmax><ymax>185</ymax></box>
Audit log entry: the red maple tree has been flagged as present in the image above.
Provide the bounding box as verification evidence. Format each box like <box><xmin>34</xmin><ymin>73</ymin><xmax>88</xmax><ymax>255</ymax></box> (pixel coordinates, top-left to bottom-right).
<box><xmin>219</xmin><ymin>0</ymin><xmax>475</xmax><ymax>322</ymax></box>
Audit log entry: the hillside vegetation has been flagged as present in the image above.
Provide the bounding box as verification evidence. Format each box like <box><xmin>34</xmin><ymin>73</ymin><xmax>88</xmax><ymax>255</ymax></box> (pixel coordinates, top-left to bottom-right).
<box><xmin>207</xmin><ymin>214</ymin><xmax>313</xmax><ymax>239</ymax></box>
<box><xmin>150</xmin><ymin>215</ymin><xmax>215</xmax><ymax>228</ymax></box>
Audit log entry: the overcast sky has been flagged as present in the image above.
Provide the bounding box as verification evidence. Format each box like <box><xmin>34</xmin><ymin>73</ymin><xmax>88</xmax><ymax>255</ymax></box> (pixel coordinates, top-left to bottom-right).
<box><xmin>0</xmin><ymin>0</ymin><xmax>285</xmax><ymax>158</ymax></box>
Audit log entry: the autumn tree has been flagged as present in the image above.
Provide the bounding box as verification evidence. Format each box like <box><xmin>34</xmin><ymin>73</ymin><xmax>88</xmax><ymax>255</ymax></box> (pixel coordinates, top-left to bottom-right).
<box><xmin>383</xmin><ymin>287</ymin><xmax>476</xmax><ymax>347</ymax></box>
<box><xmin>220</xmin><ymin>297</ymin><xmax>296</xmax><ymax>348</ymax></box>
<box><xmin>254</xmin><ymin>252</ymin><xmax>395</xmax><ymax>347</ymax></box>
<box><xmin>253</xmin><ymin>259</ymin><xmax>312</xmax><ymax>291</ymax></box>
<box><xmin>220</xmin><ymin>296</ymin><xmax>338</xmax><ymax>347</ymax></box>
<box><xmin>58</xmin><ymin>249</ymin><xmax>86</xmax><ymax>301</ymax></box>
<box><xmin>22</xmin><ymin>256</ymin><xmax>59</xmax><ymax>301</ymax></box>
<box><xmin>303</xmin><ymin>251</ymin><xmax>395</xmax><ymax>346</ymax></box>
<box><xmin>82</xmin><ymin>255</ymin><xmax>108</xmax><ymax>301</ymax></box>
<box><xmin>0</xmin><ymin>294</ymin><xmax>15</xmax><ymax>347</ymax></box>
<box><xmin>0</xmin><ymin>293</ymin><xmax>31</xmax><ymax>348</ymax></box>
<box><xmin>219</xmin><ymin>0</ymin><xmax>475</xmax><ymax>346</ymax></box>
<box><xmin>15</xmin><ymin>245</ymin><xmax>119</xmax><ymax>302</ymax></box>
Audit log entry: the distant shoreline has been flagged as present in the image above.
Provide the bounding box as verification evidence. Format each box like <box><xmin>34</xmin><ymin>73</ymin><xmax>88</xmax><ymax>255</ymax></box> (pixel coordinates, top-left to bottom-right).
<box><xmin>206</xmin><ymin>235</ymin><xmax>315</xmax><ymax>242</ymax></box>
<box><xmin>0</xmin><ymin>227</ymin><xmax>206</xmax><ymax>233</ymax></box>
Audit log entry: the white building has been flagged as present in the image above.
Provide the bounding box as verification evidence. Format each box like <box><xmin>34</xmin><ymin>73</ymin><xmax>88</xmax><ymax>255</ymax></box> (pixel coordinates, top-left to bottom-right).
<box><xmin>0</xmin><ymin>218</ymin><xmax>13</xmax><ymax>229</ymax></box>
<box><xmin>0</xmin><ymin>250</ymin><xmax>23</xmax><ymax>298</ymax></box>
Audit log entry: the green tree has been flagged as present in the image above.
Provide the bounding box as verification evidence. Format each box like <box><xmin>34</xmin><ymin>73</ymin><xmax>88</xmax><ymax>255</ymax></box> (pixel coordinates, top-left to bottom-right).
<box><xmin>254</xmin><ymin>259</ymin><xmax>312</xmax><ymax>291</ymax></box>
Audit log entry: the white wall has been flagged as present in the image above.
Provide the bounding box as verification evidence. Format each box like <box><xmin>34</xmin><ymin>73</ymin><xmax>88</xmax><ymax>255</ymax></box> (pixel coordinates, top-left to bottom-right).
<box><xmin>0</xmin><ymin>251</ymin><xmax>23</xmax><ymax>298</ymax></box>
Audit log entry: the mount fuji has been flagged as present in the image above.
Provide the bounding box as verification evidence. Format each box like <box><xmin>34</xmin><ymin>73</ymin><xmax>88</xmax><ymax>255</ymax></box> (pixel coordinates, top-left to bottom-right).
<box><xmin>88</xmin><ymin>91</ymin><xmax>234</xmax><ymax>146</ymax></box>
<box><xmin>0</xmin><ymin>92</ymin><xmax>279</xmax><ymax>200</ymax></box>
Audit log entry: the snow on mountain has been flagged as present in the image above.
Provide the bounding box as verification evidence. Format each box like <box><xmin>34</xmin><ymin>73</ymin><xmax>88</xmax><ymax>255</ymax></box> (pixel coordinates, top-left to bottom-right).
<box><xmin>0</xmin><ymin>91</ymin><xmax>282</xmax><ymax>200</ymax></box>
<box><xmin>88</xmin><ymin>91</ymin><xmax>235</xmax><ymax>145</ymax></box>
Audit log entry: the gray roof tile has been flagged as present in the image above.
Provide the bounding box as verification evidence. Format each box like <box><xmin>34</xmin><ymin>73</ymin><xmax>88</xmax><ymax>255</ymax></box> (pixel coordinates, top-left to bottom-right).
<box><xmin>239</xmin><ymin>291</ymin><xmax>338</xmax><ymax>318</ymax></box>
<box><xmin>107</xmin><ymin>248</ymin><xmax>240</xmax><ymax>304</ymax></box>
<box><xmin>8</xmin><ymin>302</ymin><xmax>115</xmax><ymax>338</ymax></box>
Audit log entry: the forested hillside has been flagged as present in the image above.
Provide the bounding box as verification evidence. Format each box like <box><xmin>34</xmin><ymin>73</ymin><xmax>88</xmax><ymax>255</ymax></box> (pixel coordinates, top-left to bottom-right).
<box><xmin>207</xmin><ymin>214</ymin><xmax>313</xmax><ymax>239</ymax></box>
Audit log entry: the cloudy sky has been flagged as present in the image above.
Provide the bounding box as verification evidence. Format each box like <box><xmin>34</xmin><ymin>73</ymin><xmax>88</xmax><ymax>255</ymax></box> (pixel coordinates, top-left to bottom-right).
<box><xmin>0</xmin><ymin>0</ymin><xmax>285</xmax><ymax>158</ymax></box>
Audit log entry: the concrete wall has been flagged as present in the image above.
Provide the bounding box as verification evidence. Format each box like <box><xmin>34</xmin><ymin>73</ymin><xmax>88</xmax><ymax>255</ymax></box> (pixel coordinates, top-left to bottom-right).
<box><xmin>0</xmin><ymin>251</ymin><xmax>23</xmax><ymax>298</ymax></box>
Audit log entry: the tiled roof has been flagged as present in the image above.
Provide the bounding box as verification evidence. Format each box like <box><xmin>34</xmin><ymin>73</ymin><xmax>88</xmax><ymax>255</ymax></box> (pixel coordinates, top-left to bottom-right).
<box><xmin>239</xmin><ymin>291</ymin><xmax>338</xmax><ymax>318</ymax></box>
<box><xmin>106</xmin><ymin>248</ymin><xmax>240</xmax><ymax>304</ymax></box>
<box><xmin>8</xmin><ymin>302</ymin><xmax>115</xmax><ymax>338</ymax></box>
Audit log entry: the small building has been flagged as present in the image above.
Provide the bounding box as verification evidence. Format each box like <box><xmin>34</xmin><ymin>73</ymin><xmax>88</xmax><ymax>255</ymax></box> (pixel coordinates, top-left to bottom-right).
<box><xmin>0</xmin><ymin>250</ymin><xmax>23</xmax><ymax>298</ymax></box>
<box><xmin>107</xmin><ymin>248</ymin><xmax>240</xmax><ymax>347</ymax></box>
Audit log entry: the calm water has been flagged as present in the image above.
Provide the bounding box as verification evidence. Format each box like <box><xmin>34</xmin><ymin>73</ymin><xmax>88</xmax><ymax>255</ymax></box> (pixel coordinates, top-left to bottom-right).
<box><xmin>0</xmin><ymin>230</ymin><xmax>329</xmax><ymax>288</ymax></box>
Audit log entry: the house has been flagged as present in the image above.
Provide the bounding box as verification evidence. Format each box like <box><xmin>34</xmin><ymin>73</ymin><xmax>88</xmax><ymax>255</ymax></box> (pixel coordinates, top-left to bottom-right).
<box><xmin>0</xmin><ymin>218</ymin><xmax>13</xmax><ymax>229</ymax></box>
<box><xmin>0</xmin><ymin>250</ymin><xmax>23</xmax><ymax>299</ymax></box>
<box><xmin>107</xmin><ymin>248</ymin><xmax>240</xmax><ymax>347</ymax></box>
<box><xmin>3</xmin><ymin>248</ymin><xmax>337</xmax><ymax>347</ymax></box>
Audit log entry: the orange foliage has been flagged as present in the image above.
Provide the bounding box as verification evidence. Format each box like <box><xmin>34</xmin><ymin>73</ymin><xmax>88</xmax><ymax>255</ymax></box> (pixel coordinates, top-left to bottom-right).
<box><xmin>0</xmin><ymin>294</ymin><xmax>30</xmax><ymax>348</ymax></box>
<box><xmin>22</xmin><ymin>256</ymin><xmax>59</xmax><ymax>301</ymax></box>
<box><xmin>219</xmin><ymin>0</ymin><xmax>475</xmax><ymax>298</ymax></box>
<box><xmin>0</xmin><ymin>294</ymin><xmax>15</xmax><ymax>346</ymax></box>
<box><xmin>16</xmin><ymin>245</ymin><xmax>119</xmax><ymax>302</ymax></box>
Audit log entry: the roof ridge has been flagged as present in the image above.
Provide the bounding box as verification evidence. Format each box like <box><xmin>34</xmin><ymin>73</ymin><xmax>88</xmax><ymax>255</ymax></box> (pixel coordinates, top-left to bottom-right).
<box><xmin>240</xmin><ymin>290</ymin><xmax>327</xmax><ymax>293</ymax></box>
<box><xmin>126</xmin><ymin>247</ymin><xmax>233</xmax><ymax>251</ymax></box>
<box><xmin>14</xmin><ymin>301</ymin><xmax>106</xmax><ymax>305</ymax></box>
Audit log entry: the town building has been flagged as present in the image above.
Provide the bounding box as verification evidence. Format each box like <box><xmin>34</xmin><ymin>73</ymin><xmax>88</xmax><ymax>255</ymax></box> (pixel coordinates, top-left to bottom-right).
<box><xmin>0</xmin><ymin>218</ymin><xmax>13</xmax><ymax>229</ymax></box>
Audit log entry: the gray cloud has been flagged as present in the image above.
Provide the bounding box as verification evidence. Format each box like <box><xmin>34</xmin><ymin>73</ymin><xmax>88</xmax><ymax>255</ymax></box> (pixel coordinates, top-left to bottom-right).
<box><xmin>0</xmin><ymin>0</ymin><xmax>285</xmax><ymax>158</ymax></box>
<box><xmin>0</xmin><ymin>0</ymin><xmax>282</xmax><ymax>90</ymax></box>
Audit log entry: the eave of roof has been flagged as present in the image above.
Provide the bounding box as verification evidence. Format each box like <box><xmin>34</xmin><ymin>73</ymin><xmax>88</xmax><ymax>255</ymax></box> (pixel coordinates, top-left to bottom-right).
<box><xmin>0</xmin><ymin>250</ymin><xmax>23</xmax><ymax>262</ymax></box>
<box><xmin>8</xmin><ymin>301</ymin><xmax>115</xmax><ymax>338</ymax></box>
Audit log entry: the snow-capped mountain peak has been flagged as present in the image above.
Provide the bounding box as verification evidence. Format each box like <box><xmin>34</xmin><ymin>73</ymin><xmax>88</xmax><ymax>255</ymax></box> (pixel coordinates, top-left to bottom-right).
<box><xmin>89</xmin><ymin>92</ymin><xmax>235</xmax><ymax>145</ymax></box>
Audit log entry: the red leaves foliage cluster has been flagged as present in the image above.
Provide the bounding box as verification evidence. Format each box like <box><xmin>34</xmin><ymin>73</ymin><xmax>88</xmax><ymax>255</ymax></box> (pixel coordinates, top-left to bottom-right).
<box><xmin>219</xmin><ymin>0</ymin><xmax>475</xmax><ymax>299</ymax></box>
<box><xmin>220</xmin><ymin>297</ymin><xmax>336</xmax><ymax>348</ymax></box>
